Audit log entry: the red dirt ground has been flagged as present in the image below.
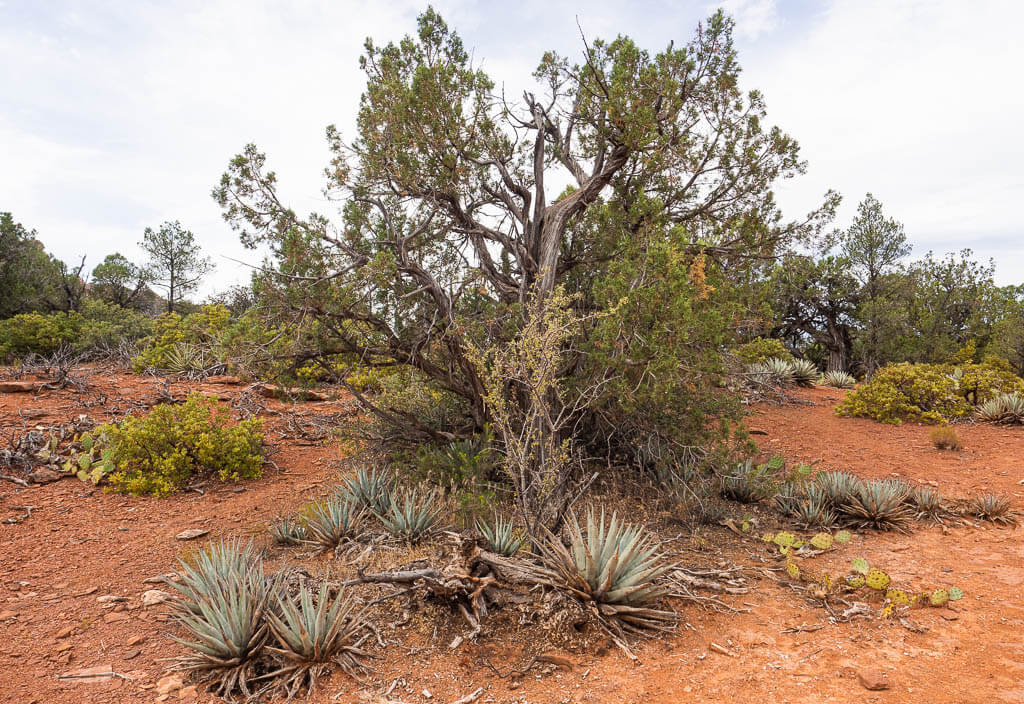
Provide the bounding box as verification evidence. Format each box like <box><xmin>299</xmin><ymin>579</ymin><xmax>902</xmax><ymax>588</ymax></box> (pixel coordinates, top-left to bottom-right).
<box><xmin>1</xmin><ymin>378</ymin><xmax>1021</xmax><ymax>704</ymax></box>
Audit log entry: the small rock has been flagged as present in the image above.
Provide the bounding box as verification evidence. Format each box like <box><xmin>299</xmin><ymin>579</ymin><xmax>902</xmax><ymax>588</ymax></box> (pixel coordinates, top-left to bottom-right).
<box><xmin>141</xmin><ymin>590</ymin><xmax>171</xmax><ymax>607</ymax></box>
<box><xmin>28</xmin><ymin>467</ymin><xmax>63</xmax><ymax>484</ymax></box>
<box><xmin>97</xmin><ymin>595</ymin><xmax>127</xmax><ymax>603</ymax></box>
<box><xmin>55</xmin><ymin>625</ymin><xmax>75</xmax><ymax>639</ymax></box>
<box><xmin>126</xmin><ymin>635</ymin><xmax>146</xmax><ymax>646</ymax></box>
<box><xmin>178</xmin><ymin>685</ymin><xmax>199</xmax><ymax>699</ymax></box>
<box><xmin>103</xmin><ymin>612</ymin><xmax>130</xmax><ymax>623</ymax></box>
<box><xmin>0</xmin><ymin>611</ymin><xmax>17</xmax><ymax>621</ymax></box>
<box><xmin>123</xmin><ymin>649</ymin><xmax>140</xmax><ymax>660</ymax></box>
<box><xmin>939</xmin><ymin>610</ymin><xmax>959</xmax><ymax>621</ymax></box>
<box><xmin>75</xmin><ymin>587</ymin><xmax>98</xmax><ymax>597</ymax></box>
<box><xmin>174</xmin><ymin>529</ymin><xmax>209</xmax><ymax>541</ymax></box>
<box><xmin>156</xmin><ymin>675</ymin><xmax>184</xmax><ymax>696</ymax></box>
<box><xmin>0</xmin><ymin>381</ymin><xmax>36</xmax><ymax>393</ymax></box>
<box><xmin>206</xmin><ymin>375</ymin><xmax>242</xmax><ymax>385</ymax></box>
<box><xmin>858</xmin><ymin>669</ymin><xmax>891</xmax><ymax>691</ymax></box>
<box><xmin>422</xmin><ymin>689</ymin><xmax>432</xmax><ymax>699</ymax></box>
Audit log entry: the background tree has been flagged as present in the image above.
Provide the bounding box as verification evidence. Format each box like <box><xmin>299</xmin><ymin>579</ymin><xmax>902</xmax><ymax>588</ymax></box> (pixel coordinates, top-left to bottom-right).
<box><xmin>91</xmin><ymin>253</ymin><xmax>152</xmax><ymax>309</ymax></box>
<box><xmin>0</xmin><ymin>211</ymin><xmax>62</xmax><ymax>317</ymax></box>
<box><xmin>838</xmin><ymin>194</ymin><xmax>910</xmax><ymax>372</ymax></box>
<box><xmin>140</xmin><ymin>221</ymin><xmax>213</xmax><ymax>313</ymax></box>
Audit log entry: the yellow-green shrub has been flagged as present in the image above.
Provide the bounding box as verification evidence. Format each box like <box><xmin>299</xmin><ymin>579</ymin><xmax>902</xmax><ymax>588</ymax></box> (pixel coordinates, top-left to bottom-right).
<box><xmin>102</xmin><ymin>394</ymin><xmax>264</xmax><ymax>496</ymax></box>
<box><xmin>131</xmin><ymin>306</ymin><xmax>233</xmax><ymax>372</ymax></box>
<box><xmin>736</xmin><ymin>337</ymin><xmax>794</xmax><ymax>365</ymax></box>
<box><xmin>836</xmin><ymin>362</ymin><xmax>1024</xmax><ymax>425</ymax></box>
<box><xmin>0</xmin><ymin>312</ymin><xmax>82</xmax><ymax>359</ymax></box>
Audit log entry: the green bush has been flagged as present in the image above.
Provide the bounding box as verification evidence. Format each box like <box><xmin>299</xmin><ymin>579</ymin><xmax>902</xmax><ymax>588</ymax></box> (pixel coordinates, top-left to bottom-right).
<box><xmin>102</xmin><ymin>394</ymin><xmax>264</xmax><ymax>496</ymax></box>
<box><xmin>0</xmin><ymin>311</ymin><xmax>81</xmax><ymax>359</ymax></box>
<box><xmin>736</xmin><ymin>337</ymin><xmax>795</xmax><ymax>365</ymax></box>
<box><xmin>77</xmin><ymin>298</ymin><xmax>153</xmax><ymax>350</ymax></box>
<box><xmin>835</xmin><ymin>362</ymin><xmax>1024</xmax><ymax>425</ymax></box>
<box><xmin>131</xmin><ymin>306</ymin><xmax>232</xmax><ymax>372</ymax></box>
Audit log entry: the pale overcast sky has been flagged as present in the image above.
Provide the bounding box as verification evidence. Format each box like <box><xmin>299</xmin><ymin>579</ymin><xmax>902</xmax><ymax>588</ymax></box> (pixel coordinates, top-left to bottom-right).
<box><xmin>2</xmin><ymin>0</ymin><xmax>1022</xmax><ymax>295</ymax></box>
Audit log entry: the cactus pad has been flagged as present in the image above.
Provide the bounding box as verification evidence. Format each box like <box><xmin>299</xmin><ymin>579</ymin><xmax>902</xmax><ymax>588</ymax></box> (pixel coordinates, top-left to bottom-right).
<box><xmin>846</xmin><ymin>574</ymin><xmax>865</xmax><ymax>588</ymax></box>
<box><xmin>929</xmin><ymin>589</ymin><xmax>949</xmax><ymax>606</ymax></box>
<box><xmin>834</xmin><ymin>530</ymin><xmax>852</xmax><ymax>544</ymax></box>
<box><xmin>885</xmin><ymin>589</ymin><xmax>909</xmax><ymax>605</ymax></box>
<box><xmin>948</xmin><ymin>587</ymin><xmax>964</xmax><ymax>601</ymax></box>
<box><xmin>851</xmin><ymin>557</ymin><xmax>869</xmax><ymax>575</ymax></box>
<box><xmin>773</xmin><ymin>532</ymin><xmax>797</xmax><ymax>548</ymax></box>
<box><xmin>786</xmin><ymin>561</ymin><xmax>801</xmax><ymax>580</ymax></box>
<box><xmin>865</xmin><ymin>568</ymin><xmax>890</xmax><ymax>590</ymax></box>
<box><xmin>810</xmin><ymin>533</ymin><xmax>833</xmax><ymax>550</ymax></box>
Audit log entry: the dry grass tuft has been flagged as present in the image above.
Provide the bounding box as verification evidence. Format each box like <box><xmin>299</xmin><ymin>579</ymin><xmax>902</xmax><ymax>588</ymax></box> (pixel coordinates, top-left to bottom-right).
<box><xmin>930</xmin><ymin>426</ymin><xmax>962</xmax><ymax>451</ymax></box>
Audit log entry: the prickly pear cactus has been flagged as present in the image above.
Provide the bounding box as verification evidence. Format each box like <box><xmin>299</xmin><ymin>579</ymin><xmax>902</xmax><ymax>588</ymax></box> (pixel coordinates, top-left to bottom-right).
<box><xmin>865</xmin><ymin>567</ymin><xmax>890</xmax><ymax>590</ymax></box>
<box><xmin>846</xmin><ymin>574</ymin><xmax>865</xmax><ymax>588</ymax></box>
<box><xmin>885</xmin><ymin>588</ymin><xmax>910</xmax><ymax>605</ymax></box>
<box><xmin>786</xmin><ymin>561</ymin><xmax>801</xmax><ymax>580</ymax></box>
<box><xmin>773</xmin><ymin>531</ymin><xmax>797</xmax><ymax>548</ymax></box>
<box><xmin>929</xmin><ymin>589</ymin><xmax>949</xmax><ymax>607</ymax></box>
<box><xmin>834</xmin><ymin>530</ymin><xmax>852</xmax><ymax>544</ymax></box>
<box><xmin>810</xmin><ymin>533</ymin><xmax>833</xmax><ymax>550</ymax></box>
<box><xmin>851</xmin><ymin>557</ymin><xmax>869</xmax><ymax>575</ymax></box>
<box><xmin>948</xmin><ymin>587</ymin><xmax>964</xmax><ymax>601</ymax></box>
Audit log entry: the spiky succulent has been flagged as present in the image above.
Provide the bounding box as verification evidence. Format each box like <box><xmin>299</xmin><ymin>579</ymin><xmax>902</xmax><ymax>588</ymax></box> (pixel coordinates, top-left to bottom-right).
<box><xmin>794</xmin><ymin>486</ymin><xmax>837</xmax><ymax>528</ymax></box>
<box><xmin>377</xmin><ymin>487</ymin><xmax>442</xmax><ymax>543</ymax></box>
<box><xmin>789</xmin><ymin>359</ymin><xmax>819</xmax><ymax>387</ymax></box>
<box><xmin>966</xmin><ymin>493</ymin><xmax>1017</xmax><ymax>526</ymax></box>
<box><xmin>773</xmin><ymin>482</ymin><xmax>805</xmax><ymax>517</ymax></box>
<box><xmin>841</xmin><ymin>479</ymin><xmax>913</xmax><ymax>532</ymax></box>
<box><xmin>815</xmin><ymin>470</ymin><xmax>863</xmax><ymax>508</ymax></box>
<box><xmin>720</xmin><ymin>460</ymin><xmax>777</xmax><ymax>503</ymax></box>
<box><xmin>821</xmin><ymin>370</ymin><xmax>856</xmax><ymax>389</ymax></box>
<box><xmin>909</xmin><ymin>486</ymin><xmax>949</xmax><ymax>523</ymax></box>
<box><xmin>477</xmin><ymin>514</ymin><xmax>525</xmax><ymax>556</ymax></box>
<box><xmin>268</xmin><ymin>517</ymin><xmax>306</xmax><ymax>546</ymax></box>
<box><xmin>301</xmin><ymin>494</ymin><xmax>365</xmax><ymax>551</ymax></box>
<box><xmin>977</xmin><ymin>393</ymin><xmax>1024</xmax><ymax>424</ymax></box>
<box><xmin>339</xmin><ymin>467</ymin><xmax>393</xmax><ymax>514</ymax></box>
<box><xmin>534</xmin><ymin>507</ymin><xmax>675</xmax><ymax>632</ymax></box>
<box><xmin>264</xmin><ymin>582</ymin><xmax>370</xmax><ymax>698</ymax></box>
<box><xmin>165</xmin><ymin>539</ymin><xmax>275</xmax><ymax>699</ymax></box>
<box><xmin>164</xmin><ymin>342</ymin><xmax>205</xmax><ymax>374</ymax></box>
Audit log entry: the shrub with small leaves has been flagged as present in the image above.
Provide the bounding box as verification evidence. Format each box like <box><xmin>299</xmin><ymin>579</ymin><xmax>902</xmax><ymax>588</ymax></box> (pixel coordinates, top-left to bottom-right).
<box><xmin>102</xmin><ymin>394</ymin><xmax>264</xmax><ymax>496</ymax></box>
<box><xmin>930</xmin><ymin>426</ymin><xmax>962</xmax><ymax>451</ymax></box>
<box><xmin>736</xmin><ymin>337</ymin><xmax>794</xmax><ymax>365</ymax></box>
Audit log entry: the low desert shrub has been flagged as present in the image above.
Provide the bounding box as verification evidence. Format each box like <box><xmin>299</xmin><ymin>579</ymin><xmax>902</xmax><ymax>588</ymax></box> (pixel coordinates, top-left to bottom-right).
<box><xmin>930</xmin><ymin>426</ymin><xmax>962</xmax><ymax>450</ymax></box>
<box><xmin>101</xmin><ymin>394</ymin><xmax>264</xmax><ymax>496</ymax></box>
<box><xmin>736</xmin><ymin>337</ymin><xmax>795</xmax><ymax>365</ymax></box>
<box><xmin>835</xmin><ymin>363</ymin><xmax>969</xmax><ymax>424</ymax></box>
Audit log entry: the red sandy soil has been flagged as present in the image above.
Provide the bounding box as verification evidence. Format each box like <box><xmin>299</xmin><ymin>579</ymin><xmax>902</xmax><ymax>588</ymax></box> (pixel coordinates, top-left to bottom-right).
<box><xmin>1</xmin><ymin>377</ymin><xmax>1022</xmax><ymax>704</ymax></box>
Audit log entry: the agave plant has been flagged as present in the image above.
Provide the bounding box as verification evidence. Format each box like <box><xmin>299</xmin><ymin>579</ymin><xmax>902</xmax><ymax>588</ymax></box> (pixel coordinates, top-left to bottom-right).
<box><xmin>268</xmin><ymin>517</ymin><xmax>306</xmax><ymax>546</ymax></box>
<box><xmin>794</xmin><ymin>485</ymin><xmax>838</xmax><ymax>528</ymax></box>
<box><xmin>377</xmin><ymin>487</ymin><xmax>442</xmax><ymax>543</ymax></box>
<box><xmin>748</xmin><ymin>358</ymin><xmax>796</xmax><ymax>387</ymax></box>
<box><xmin>263</xmin><ymin>582</ymin><xmax>370</xmax><ymax>698</ymax></box>
<box><xmin>977</xmin><ymin>393</ymin><xmax>1024</xmax><ymax>424</ymax></box>
<box><xmin>789</xmin><ymin>359</ymin><xmax>819</xmax><ymax>387</ymax></box>
<box><xmin>165</xmin><ymin>539</ymin><xmax>274</xmax><ymax>698</ymax></box>
<box><xmin>301</xmin><ymin>494</ymin><xmax>365</xmax><ymax>552</ymax></box>
<box><xmin>164</xmin><ymin>342</ymin><xmax>205</xmax><ymax>374</ymax></box>
<box><xmin>339</xmin><ymin>467</ymin><xmax>394</xmax><ymax>514</ymax></box>
<box><xmin>720</xmin><ymin>460</ymin><xmax>777</xmax><ymax>503</ymax></box>
<box><xmin>841</xmin><ymin>479</ymin><xmax>913</xmax><ymax>531</ymax></box>
<box><xmin>773</xmin><ymin>482</ymin><xmax>805</xmax><ymax>517</ymax></box>
<box><xmin>966</xmin><ymin>493</ymin><xmax>1017</xmax><ymax>526</ymax></box>
<box><xmin>534</xmin><ymin>507</ymin><xmax>675</xmax><ymax>632</ymax></box>
<box><xmin>821</xmin><ymin>370</ymin><xmax>856</xmax><ymax>389</ymax></box>
<box><xmin>815</xmin><ymin>470</ymin><xmax>862</xmax><ymax>508</ymax></box>
<box><xmin>909</xmin><ymin>486</ymin><xmax>949</xmax><ymax>523</ymax></box>
<box><xmin>477</xmin><ymin>514</ymin><xmax>525</xmax><ymax>556</ymax></box>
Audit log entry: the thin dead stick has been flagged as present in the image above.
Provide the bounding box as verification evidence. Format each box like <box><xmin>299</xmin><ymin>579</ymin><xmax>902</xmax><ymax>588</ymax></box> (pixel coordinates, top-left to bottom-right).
<box><xmin>57</xmin><ymin>671</ymin><xmax>134</xmax><ymax>681</ymax></box>
<box><xmin>0</xmin><ymin>473</ymin><xmax>30</xmax><ymax>487</ymax></box>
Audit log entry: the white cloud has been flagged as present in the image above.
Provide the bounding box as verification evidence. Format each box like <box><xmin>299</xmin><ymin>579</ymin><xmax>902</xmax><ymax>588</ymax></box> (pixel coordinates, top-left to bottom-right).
<box><xmin>715</xmin><ymin>0</ymin><xmax>778</xmax><ymax>39</ymax></box>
